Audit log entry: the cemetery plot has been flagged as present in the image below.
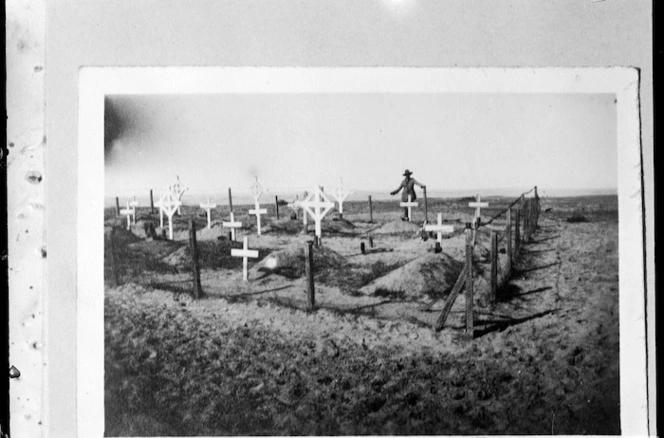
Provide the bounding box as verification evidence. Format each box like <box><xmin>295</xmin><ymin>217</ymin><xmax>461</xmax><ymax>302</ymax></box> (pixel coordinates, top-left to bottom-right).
<box><xmin>104</xmin><ymin>193</ymin><xmax>620</xmax><ymax>436</ymax></box>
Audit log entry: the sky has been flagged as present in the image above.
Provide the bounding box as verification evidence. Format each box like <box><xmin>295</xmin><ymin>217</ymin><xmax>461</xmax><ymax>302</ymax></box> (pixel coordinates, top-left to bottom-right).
<box><xmin>104</xmin><ymin>92</ymin><xmax>616</xmax><ymax>200</ymax></box>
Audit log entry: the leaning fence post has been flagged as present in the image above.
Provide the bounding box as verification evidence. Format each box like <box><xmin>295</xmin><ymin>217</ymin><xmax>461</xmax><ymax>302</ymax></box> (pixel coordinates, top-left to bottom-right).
<box><xmin>490</xmin><ymin>231</ymin><xmax>498</xmax><ymax>303</ymax></box>
<box><xmin>228</xmin><ymin>187</ymin><xmax>234</xmax><ymax>214</ymax></box>
<box><xmin>275</xmin><ymin>196</ymin><xmax>280</xmax><ymax>220</ymax></box>
<box><xmin>305</xmin><ymin>240</ymin><xmax>315</xmax><ymax>310</ymax></box>
<box><xmin>368</xmin><ymin>195</ymin><xmax>374</xmax><ymax>223</ymax></box>
<box><xmin>506</xmin><ymin>208</ymin><xmax>513</xmax><ymax>274</ymax></box>
<box><xmin>188</xmin><ymin>219</ymin><xmax>204</xmax><ymax>299</ymax></box>
<box><xmin>465</xmin><ymin>229</ymin><xmax>474</xmax><ymax>339</ymax></box>
<box><xmin>150</xmin><ymin>189</ymin><xmax>155</xmax><ymax>214</ymax></box>
<box><xmin>115</xmin><ymin>197</ymin><xmax>120</xmax><ymax>217</ymax></box>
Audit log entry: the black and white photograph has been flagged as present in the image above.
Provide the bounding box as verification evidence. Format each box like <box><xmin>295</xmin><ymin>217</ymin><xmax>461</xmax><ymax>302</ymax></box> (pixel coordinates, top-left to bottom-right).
<box><xmin>77</xmin><ymin>68</ymin><xmax>641</xmax><ymax>436</ymax></box>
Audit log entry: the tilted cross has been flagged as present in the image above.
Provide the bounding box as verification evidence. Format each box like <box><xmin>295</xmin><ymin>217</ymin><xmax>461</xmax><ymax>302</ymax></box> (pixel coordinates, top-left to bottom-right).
<box><xmin>424</xmin><ymin>213</ymin><xmax>455</xmax><ymax>243</ymax></box>
<box><xmin>200</xmin><ymin>198</ymin><xmax>217</xmax><ymax>229</ymax></box>
<box><xmin>300</xmin><ymin>186</ymin><xmax>335</xmax><ymax>239</ymax></box>
<box><xmin>222</xmin><ymin>212</ymin><xmax>242</xmax><ymax>241</ymax></box>
<box><xmin>230</xmin><ymin>236</ymin><xmax>259</xmax><ymax>281</ymax></box>
<box><xmin>119</xmin><ymin>201</ymin><xmax>133</xmax><ymax>230</ymax></box>
<box><xmin>159</xmin><ymin>191</ymin><xmax>181</xmax><ymax>240</ymax></box>
<box><xmin>468</xmin><ymin>193</ymin><xmax>489</xmax><ymax>224</ymax></box>
<box><xmin>400</xmin><ymin>195</ymin><xmax>418</xmax><ymax>222</ymax></box>
<box><xmin>248</xmin><ymin>201</ymin><xmax>268</xmax><ymax>236</ymax></box>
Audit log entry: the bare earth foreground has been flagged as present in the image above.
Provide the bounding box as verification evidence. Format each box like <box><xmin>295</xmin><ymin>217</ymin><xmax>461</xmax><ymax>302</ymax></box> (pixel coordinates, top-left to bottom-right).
<box><xmin>104</xmin><ymin>195</ymin><xmax>619</xmax><ymax>436</ymax></box>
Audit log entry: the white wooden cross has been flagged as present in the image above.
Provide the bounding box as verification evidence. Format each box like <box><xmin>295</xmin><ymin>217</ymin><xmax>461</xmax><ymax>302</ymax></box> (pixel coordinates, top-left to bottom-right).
<box><xmin>129</xmin><ymin>197</ymin><xmax>139</xmax><ymax>224</ymax></box>
<box><xmin>169</xmin><ymin>176</ymin><xmax>188</xmax><ymax>215</ymax></box>
<box><xmin>250</xmin><ymin>176</ymin><xmax>266</xmax><ymax>204</ymax></box>
<box><xmin>424</xmin><ymin>213</ymin><xmax>455</xmax><ymax>243</ymax></box>
<box><xmin>400</xmin><ymin>195</ymin><xmax>418</xmax><ymax>221</ymax></box>
<box><xmin>119</xmin><ymin>201</ymin><xmax>133</xmax><ymax>230</ymax></box>
<box><xmin>300</xmin><ymin>186</ymin><xmax>335</xmax><ymax>239</ymax></box>
<box><xmin>222</xmin><ymin>212</ymin><xmax>243</xmax><ymax>241</ymax></box>
<box><xmin>331</xmin><ymin>179</ymin><xmax>351</xmax><ymax>215</ymax></box>
<box><xmin>156</xmin><ymin>193</ymin><xmax>166</xmax><ymax>228</ymax></box>
<box><xmin>287</xmin><ymin>199</ymin><xmax>300</xmax><ymax>216</ymax></box>
<box><xmin>230</xmin><ymin>236</ymin><xmax>259</xmax><ymax>282</ymax></box>
<box><xmin>248</xmin><ymin>201</ymin><xmax>268</xmax><ymax>236</ymax></box>
<box><xmin>158</xmin><ymin>191</ymin><xmax>181</xmax><ymax>240</ymax></box>
<box><xmin>200</xmin><ymin>198</ymin><xmax>217</xmax><ymax>229</ymax></box>
<box><xmin>468</xmin><ymin>193</ymin><xmax>489</xmax><ymax>224</ymax></box>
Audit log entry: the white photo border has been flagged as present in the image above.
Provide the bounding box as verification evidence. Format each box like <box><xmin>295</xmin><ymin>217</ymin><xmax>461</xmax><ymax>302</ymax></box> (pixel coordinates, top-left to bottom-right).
<box><xmin>78</xmin><ymin>67</ymin><xmax>646</xmax><ymax>437</ymax></box>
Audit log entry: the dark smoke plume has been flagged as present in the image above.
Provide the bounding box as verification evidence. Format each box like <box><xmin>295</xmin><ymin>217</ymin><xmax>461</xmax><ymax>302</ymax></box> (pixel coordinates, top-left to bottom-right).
<box><xmin>104</xmin><ymin>97</ymin><xmax>138</xmax><ymax>161</ymax></box>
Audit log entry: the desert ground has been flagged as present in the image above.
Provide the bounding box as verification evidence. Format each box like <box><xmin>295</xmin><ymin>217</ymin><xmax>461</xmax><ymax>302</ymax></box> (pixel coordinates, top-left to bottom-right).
<box><xmin>103</xmin><ymin>194</ymin><xmax>619</xmax><ymax>436</ymax></box>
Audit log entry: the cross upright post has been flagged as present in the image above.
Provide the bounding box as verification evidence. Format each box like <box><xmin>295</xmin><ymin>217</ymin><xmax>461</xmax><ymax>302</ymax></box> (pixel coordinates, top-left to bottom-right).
<box><xmin>249</xmin><ymin>201</ymin><xmax>268</xmax><ymax>236</ymax></box>
<box><xmin>120</xmin><ymin>201</ymin><xmax>133</xmax><ymax>230</ymax></box>
<box><xmin>331</xmin><ymin>179</ymin><xmax>350</xmax><ymax>219</ymax></box>
<box><xmin>400</xmin><ymin>195</ymin><xmax>418</xmax><ymax>222</ymax></box>
<box><xmin>129</xmin><ymin>197</ymin><xmax>139</xmax><ymax>224</ymax></box>
<box><xmin>423</xmin><ymin>213</ymin><xmax>455</xmax><ymax>243</ymax></box>
<box><xmin>230</xmin><ymin>236</ymin><xmax>259</xmax><ymax>282</ymax></box>
<box><xmin>468</xmin><ymin>193</ymin><xmax>489</xmax><ymax>226</ymax></box>
<box><xmin>200</xmin><ymin>197</ymin><xmax>217</xmax><ymax>229</ymax></box>
<box><xmin>300</xmin><ymin>186</ymin><xmax>335</xmax><ymax>240</ymax></box>
<box><xmin>169</xmin><ymin>176</ymin><xmax>188</xmax><ymax>216</ymax></box>
<box><xmin>222</xmin><ymin>212</ymin><xmax>242</xmax><ymax>241</ymax></box>
<box><xmin>158</xmin><ymin>191</ymin><xmax>182</xmax><ymax>240</ymax></box>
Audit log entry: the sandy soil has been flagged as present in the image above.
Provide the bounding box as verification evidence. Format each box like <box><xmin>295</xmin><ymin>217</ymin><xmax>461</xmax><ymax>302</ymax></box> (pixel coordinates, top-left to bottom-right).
<box><xmin>104</xmin><ymin>195</ymin><xmax>619</xmax><ymax>435</ymax></box>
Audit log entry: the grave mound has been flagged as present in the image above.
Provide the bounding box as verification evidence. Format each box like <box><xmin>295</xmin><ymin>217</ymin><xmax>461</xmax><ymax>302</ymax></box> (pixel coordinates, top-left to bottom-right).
<box><xmin>161</xmin><ymin>246</ymin><xmax>191</xmax><ymax>271</ymax></box>
<box><xmin>359</xmin><ymin>253</ymin><xmax>464</xmax><ymax>300</ymax></box>
<box><xmin>250</xmin><ymin>242</ymin><xmax>348</xmax><ymax>279</ymax></box>
<box><xmin>370</xmin><ymin>220</ymin><xmax>422</xmax><ymax>235</ymax></box>
<box><xmin>262</xmin><ymin>219</ymin><xmax>304</xmax><ymax>235</ymax></box>
<box><xmin>322</xmin><ymin>218</ymin><xmax>356</xmax><ymax>234</ymax></box>
<box><xmin>107</xmin><ymin>225</ymin><xmax>143</xmax><ymax>244</ymax></box>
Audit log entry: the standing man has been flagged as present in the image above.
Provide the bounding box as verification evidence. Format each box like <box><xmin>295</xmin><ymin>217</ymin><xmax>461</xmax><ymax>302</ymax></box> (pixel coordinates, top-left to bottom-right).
<box><xmin>390</xmin><ymin>169</ymin><xmax>426</xmax><ymax>221</ymax></box>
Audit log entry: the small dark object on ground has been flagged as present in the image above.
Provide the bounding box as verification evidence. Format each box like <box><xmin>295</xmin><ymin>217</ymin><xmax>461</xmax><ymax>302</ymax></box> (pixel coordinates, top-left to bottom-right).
<box><xmin>566</xmin><ymin>215</ymin><xmax>589</xmax><ymax>223</ymax></box>
<box><xmin>544</xmin><ymin>207</ymin><xmax>553</xmax><ymax>212</ymax></box>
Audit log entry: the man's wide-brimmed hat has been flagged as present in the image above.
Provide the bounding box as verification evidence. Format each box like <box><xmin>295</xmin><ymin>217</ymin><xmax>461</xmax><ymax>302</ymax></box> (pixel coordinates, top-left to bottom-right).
<box><xmin>403</xmin><ymin>169</ymin><xmax>413</xmax><ymax>176</ymax></box>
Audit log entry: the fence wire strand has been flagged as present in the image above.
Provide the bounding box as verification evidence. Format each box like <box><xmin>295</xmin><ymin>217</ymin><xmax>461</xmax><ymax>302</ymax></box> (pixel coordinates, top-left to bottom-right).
<box><xmin>480</xmin><ymin>186</ymin><xmax>537</xmax><ymax>228</ymax></box>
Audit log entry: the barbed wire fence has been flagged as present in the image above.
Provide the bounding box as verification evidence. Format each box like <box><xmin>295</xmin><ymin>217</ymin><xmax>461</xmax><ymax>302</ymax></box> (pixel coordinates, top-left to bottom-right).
<box><xmin>434</xmin><ymin>186</ymin><xmax>541</xmax><ymax>338</ymax></box>
<box><xmin>106</xmin><ymin>184</ymin><xmax>542</xmax><ymax>327</ymax></box>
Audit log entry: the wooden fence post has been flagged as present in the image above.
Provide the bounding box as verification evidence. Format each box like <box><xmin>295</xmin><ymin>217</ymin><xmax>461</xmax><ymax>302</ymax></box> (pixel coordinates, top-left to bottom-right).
<box><xmin>150</xmin><ymin>189</ymin><xmax>155</xmax><ymax>214</ymax></box>
<box><xmin>275</xmin><ymin>196</ymin><xmax>280</xmax><ymax>220</ymax></box>
<box><xmin>465</xmin><ymin>229</ymin><xmax>474</xmax><ymax>339</ymax></box>
<box><xmin>368</xmin><ymin>195</ymin><xmax>374</xmax><ymax>223</ymax></box>
<box><xmin>514</xmin><ymin>209</ymin><xmax>521</xmax><ymax>256</ymax></box>
<box><xmin>305</xmin><ymin>241</ymin><xmax>315</xmax><ymax>310</ymax></box>
<box><xmin>228</xmin><ymin>187</ymin><xmax>234</xmax><ymax>213</ymax></box>
<box><xmin>115</xmin><ymin>197</ymin><xmax>120</xmax><ymax>217</ymax></box>
<box><xmin>506</xmin><ymin>208</ymin><xmax>513</xmax><ymax>274</ymax></box>
<box><xmin>188</xmin><ymin>219</ymin><xmax>204</xmax><ymax>299</ymax></box>
<box><xmin>108</xmin><ymin>227</ymin><xmax>120</xmax><ymax>287</ymax></box>
<box><xmin>433</xmin><ymin>264</ymin><xmax>467</xmax><ymax>332</ymax></box>
<box><xmin>490</xmin><ymin>231</ymin><xmax>498</xmax><ymax>303</ymax></box>
<box><xmin>529</xmin><ymin>199</ymin><xmax>534</xmax><ymax>239</ymax></box>
<box><xmin>523</xmin><ymin>200</ymin><xmax>529</xmax><ymax>241</ymax></box>
<box><xmin>423</xmin><ymin>186</ymin><xmax>429</xmax><ymax>224</ymax></box>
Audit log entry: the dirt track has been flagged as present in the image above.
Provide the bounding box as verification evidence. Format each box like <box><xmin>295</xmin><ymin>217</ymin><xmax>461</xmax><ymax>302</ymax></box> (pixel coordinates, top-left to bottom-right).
<box><xmin>104</xmin><ymin>195</ymin><xmax>619</xmax><ymax>435</ymax></box>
